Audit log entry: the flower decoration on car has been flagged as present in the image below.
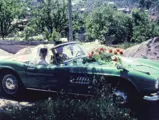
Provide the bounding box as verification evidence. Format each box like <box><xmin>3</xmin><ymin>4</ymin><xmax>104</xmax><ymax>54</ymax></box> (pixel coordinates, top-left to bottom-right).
<box><xmin>87</xmin><ymin>47</ymin><xmax>124</xmax><ymax>64</ymax></box>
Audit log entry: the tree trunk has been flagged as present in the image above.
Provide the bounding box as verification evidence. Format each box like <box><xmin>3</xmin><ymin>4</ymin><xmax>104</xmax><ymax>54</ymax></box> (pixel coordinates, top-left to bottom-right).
<box><xmin>68</xmin><ymin>0</ymin><xmax>73</xmax><ymax>41</ymax></box>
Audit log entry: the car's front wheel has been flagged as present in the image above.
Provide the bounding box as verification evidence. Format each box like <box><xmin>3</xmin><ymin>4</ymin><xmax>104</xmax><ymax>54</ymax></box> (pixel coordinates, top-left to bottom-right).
<box><xmin>112</xmin><ymin>84</ymin><xmax>139</xmax><ymax>108</ymax></box>
<box><xmin>113</xmin><ymin>88</ymin><xmax>129</xmax><ymax>107</ymax></box>
<box><xmin>1</xmin><ymin>72</ymin><xmax>23</xmax><ymax>98</ymax></box>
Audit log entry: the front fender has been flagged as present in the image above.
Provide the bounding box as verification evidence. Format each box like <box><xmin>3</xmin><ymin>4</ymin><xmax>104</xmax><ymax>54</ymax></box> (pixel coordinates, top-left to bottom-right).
<box><xmin>126</xmin><ymin>70</ymin><xmax>157</xmax><ymax>93</ymax></box>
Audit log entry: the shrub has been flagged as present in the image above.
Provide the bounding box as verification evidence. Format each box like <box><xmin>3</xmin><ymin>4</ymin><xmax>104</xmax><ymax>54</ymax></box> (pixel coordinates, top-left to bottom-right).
<box><xmin>0</xmin><ymin>84</ymin><xmax>136</xmax><ymax>120</ymax></box>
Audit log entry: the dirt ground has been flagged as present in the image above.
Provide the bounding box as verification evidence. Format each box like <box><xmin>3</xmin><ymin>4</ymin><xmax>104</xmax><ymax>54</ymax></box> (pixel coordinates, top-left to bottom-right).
<box><xmin>0</xmin><ymin>45</ymin><xmax>33</xmax><ymax>54</ymax></box>
<box><xmin>123</xmin><ymin>37</ymin><xmax>159</xmax><ymax>61</ymax></box>
<box><xmin>0</xmin><ymin>49</ymin><xmax>13</xmax><ymax>56</ymax></box>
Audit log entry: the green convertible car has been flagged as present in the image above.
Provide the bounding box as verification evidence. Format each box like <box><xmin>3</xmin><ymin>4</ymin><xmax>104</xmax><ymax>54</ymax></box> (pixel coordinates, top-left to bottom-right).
<box><xmin>0</xmin><ymin>42</ymin><xmax>159</xmax><ymax>106</ymax></box>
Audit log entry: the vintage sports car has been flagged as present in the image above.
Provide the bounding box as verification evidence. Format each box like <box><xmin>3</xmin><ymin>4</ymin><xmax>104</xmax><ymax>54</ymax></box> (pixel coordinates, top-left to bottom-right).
<box><xmin>0</xmin><ymin>42</ymin><xmax>159</xmax><ymax>106</ymax></box>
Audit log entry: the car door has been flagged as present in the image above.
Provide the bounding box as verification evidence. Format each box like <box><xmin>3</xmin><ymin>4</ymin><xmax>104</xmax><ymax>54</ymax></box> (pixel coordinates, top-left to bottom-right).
<box><xmin>25</xmin><ymin>63</ymin><xmax>58</xmax><ymax>91</ymax></box>
<box><xmin>66</xmin><ymin>66</ymin><xmax>92</xmax><ymax>95</ymax></box>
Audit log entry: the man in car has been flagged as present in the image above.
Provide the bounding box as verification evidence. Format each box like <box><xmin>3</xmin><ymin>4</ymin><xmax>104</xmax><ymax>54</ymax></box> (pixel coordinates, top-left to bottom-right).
<box><xmin>50</xmin><ymin>40</ymin><xmax>70</xmax><ymax>64</ymax></box>
<box><xmin>54</xmin><ymin>46</ymin><xmax>68</xmax><ymax>64</ymax></box>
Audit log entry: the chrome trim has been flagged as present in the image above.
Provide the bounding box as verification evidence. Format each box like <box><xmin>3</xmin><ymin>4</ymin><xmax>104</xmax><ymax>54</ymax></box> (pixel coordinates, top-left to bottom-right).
<box><xmin>26</xmin><ymin>72</ymin><xmax>54</xmax><ymax>77</ymax></box>
<box><xmin>70</xmin><ymin>76</ymin><xmax>90</xmax><ymax>84</ymax></box>
<box><xmin>143</xmin><ymin>93</ymin><xmax>159</xmax><ymax>101</ymax></box>
<box><xmin>27</xmin><ymin>66</ymin><xmax>35</xmax><ymax>70</ymax></box>
<box><xmin>53</xmin><ymin>42</ymin><xmax>78</xmax><ymax>49</ymax></box>
<box><xmin>5</xmin><ymin>78</ymin><xmax>17</xmax><ymax>90</ymax></box>
<box><xmin>113</xmin><ymin>90</ymin><xmax>128</xmax><ymax>105</ymax></box>
<box><xmin>27</xmin><ymin>88</ymin><xmax>56</xmax><ymax>93</ymax></box>
<box><xmin>155</xmin><ymin>79</ymin><xmax>159</xmax><ymax>89</ymax></box>
<box><xmin>26</xmin><ymin>88</ymin><xmax>93</xmax><ymax>97</ymax></box>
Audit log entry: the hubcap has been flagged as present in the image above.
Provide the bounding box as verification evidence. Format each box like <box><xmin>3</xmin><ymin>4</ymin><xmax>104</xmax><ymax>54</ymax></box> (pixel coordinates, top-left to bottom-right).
<box><xmin>113</xmin><ymin>90</ymin><xmax>128</xmax><ymax>105</ymax></box>
<box><xmin>2</xmin><ymin>74</ymin><xmax>18</xmax><ymax>95</ymax></box>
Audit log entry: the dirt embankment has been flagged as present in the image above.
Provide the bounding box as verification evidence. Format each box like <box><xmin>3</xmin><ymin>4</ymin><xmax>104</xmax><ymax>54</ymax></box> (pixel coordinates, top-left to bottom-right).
<box><xmin>0</xmin><ymin>49</ymin><xmax>13</xmax><ymax>56</ymax></box>
<box><xmin>0</xmin><ymin>40</ymin><xmax>50</xmax><ymax>54</ymax></box>
<box><xmin>123</xmin><ymin>37</ymin><xmax>159</xmax><ymax>61</ymax></box>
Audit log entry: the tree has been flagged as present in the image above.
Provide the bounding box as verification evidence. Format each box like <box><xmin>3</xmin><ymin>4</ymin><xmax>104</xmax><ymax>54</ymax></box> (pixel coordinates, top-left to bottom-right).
<box><xmin>72</xmin><ymin>11</ymin><xmax>86</xmax><ymax>40</ymax></box>
<box><xmin>132</xmin><ymin>8</ymin><xmax>159</xmax><ymax>42</ymax></box>
<box><xmin>138</xmin><ymin>0</ymin><xmax>152</xmax><ymax>9</ymax></box>
<box><xmin>68</xmin><ymin>0</ymin><xmax>73</xmax><ymax>41</ymax></box>
<box><xmin>85</xmin><ymin>4</ymin><xmax>132</xmax><ymax>44</ymax></box>
<box><xmin>86</xmin><ymin>5</ymin><xmax>110</xmax><ymax>42</ymax></box>
<box><xmin>138</xmin><ymin>0</ymin><xmax>159</xmax><ymax>9</ymax></box>
<box><xmin>150</xmin><ymin>0</ymin><xmax>159</xmax><ymax>16</ymax></box>
<box><xmin>0</xmin><ymin>0</ymin><xmax>25</xmax><ymax>39</ymax></box>
<box><xmin>30</xmin><ymin>0</ymin><xmax>68</xmax><ymax>41</ymax></box>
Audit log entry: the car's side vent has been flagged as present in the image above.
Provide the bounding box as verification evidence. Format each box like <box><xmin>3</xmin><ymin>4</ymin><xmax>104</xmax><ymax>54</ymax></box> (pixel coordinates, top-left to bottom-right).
<box><xmin>70</xmin><ymin>76</ymin><xmax>90</xmax><ymax>84</ymax></box>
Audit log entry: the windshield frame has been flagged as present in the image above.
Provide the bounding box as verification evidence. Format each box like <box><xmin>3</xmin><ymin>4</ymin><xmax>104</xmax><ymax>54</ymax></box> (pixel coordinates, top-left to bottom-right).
<box><xmin>52</xmin><ymin>42</ymin><xmax>88</xmax><ymax>65</ymax></box>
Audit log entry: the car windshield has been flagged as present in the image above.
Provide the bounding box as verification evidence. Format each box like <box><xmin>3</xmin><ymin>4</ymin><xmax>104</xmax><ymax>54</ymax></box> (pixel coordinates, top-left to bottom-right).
<box><xmin>54</xmin><ymin>43</ymin><xmax>87</xmax><ymax>62</ymax></box>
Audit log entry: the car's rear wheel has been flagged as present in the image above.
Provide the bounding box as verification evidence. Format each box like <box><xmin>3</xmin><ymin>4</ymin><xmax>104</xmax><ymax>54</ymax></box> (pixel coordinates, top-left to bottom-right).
<box><xmin>0</xmin><ymin>72</ymin><xmax>24</xmax><ymax>98</ymax></box>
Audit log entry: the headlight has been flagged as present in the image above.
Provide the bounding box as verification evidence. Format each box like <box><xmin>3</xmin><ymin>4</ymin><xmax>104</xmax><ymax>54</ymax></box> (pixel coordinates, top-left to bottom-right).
<box><xmin>155</xmin><ymin>79</ymin><xmax>159</xmax><ymax>89</ymax></box>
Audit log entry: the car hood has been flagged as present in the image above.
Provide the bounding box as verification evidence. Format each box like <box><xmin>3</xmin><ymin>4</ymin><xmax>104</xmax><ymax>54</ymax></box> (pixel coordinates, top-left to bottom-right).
<box><xmin>121</xmin><ymin>57</ymin><xmax>159</xmax><ymax>78</ymax></box>
<box><xmin>66</xmin><ymin>56</ymin><xmax>159</xmax><ymax>76</ymax></box>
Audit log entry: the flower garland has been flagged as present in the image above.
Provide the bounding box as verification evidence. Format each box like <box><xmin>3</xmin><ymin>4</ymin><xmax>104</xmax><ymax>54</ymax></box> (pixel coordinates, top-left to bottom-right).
<box><xmin>87</xmin><ymin>47</ymin><xmax>124</xmax><ymax>63</ymax></box>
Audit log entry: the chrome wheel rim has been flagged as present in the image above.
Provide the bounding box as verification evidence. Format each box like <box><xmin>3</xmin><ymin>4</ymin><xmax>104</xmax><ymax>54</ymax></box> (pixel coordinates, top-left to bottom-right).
<box><xmin>113</xmin><ymin>90</ymin><xmax>128</xmax><ymax>105</ymax></box>
<box><xmin>2</xmin><ymin>74</ymin><xmax>18</xmax><ymax>95</ymax></box>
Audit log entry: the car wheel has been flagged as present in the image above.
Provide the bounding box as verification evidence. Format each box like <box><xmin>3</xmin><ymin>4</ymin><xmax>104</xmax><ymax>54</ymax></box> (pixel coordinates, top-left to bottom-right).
<box><xmin>113</xmin><ymin>86</ymin><xmax>136</xmax><ymax>108</ymax></box>
<box><xmin>113</xmin><ymin>88</ymin><xmax>129</xmax><ymax>107</ymax></box>
<box><xmin>1</xmin><ymin>72</ymin><xmax>23</xmax><ymax>98</ymax></box>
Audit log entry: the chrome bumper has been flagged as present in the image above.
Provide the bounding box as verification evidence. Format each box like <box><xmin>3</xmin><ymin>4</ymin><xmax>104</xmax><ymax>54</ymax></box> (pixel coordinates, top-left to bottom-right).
<box><xmin>143</xmin><ymin>93</ymin><xmax>159</xmax><ymax>101</ymax></box>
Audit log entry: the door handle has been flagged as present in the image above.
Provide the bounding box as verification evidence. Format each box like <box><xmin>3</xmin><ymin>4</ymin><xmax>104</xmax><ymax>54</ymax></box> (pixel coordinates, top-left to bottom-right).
<box><xmin>27</xmin><ymin>66</ymin><xmax>35</xmax><ymax>70</ymax></box>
